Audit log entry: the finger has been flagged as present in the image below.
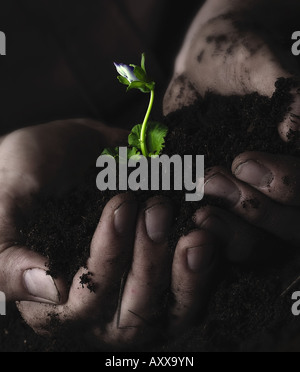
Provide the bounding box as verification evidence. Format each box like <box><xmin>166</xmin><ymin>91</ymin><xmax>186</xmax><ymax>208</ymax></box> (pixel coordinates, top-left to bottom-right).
<box><xmin>277</xmin><ymin>87</ymin><xmax>300</xmax><ymax>142</ymax></box>
<box><xmin>19</xmin><ymin>193</ymin><xmax>139</xmax><ymax>338</ymax></box>
<box><xmin>68</xmin><ymin>193</ymin><xmax>138</xmax><ymax>315</ymax></box>
<box><xmin>194</xmin><ymin>205</ymin><xmax>276</xmax><ymax>263</ymax></box>
<box><xmin>169</xmin><ymin>229</ymin><xmax>217</xmax><ymax>334</ymax></box>
<box><xmin>114</xmin><ymin>197</ymin><xmax>173</xmax><ymax>340</ymax></box>
<box><xmin>204</xmin><ymin>167</ymin><xmax>300</xmax><ymax>245</ymax></box>
<box><xmin>0</xmin><ymin>196</ymin><xmax>66</xmax><ymax>304</ymax></box>
<box><xmin>0</xmin><ymin>246</ymin><xmax>67</xmax><ymax>304</ymax></box>
<box><xmin>18</xmin><ymin>193</ymin><xmax>139</xmax><ymax>337</ymax></box>
<box><xmin>232</xmin><ymin>152</ymin><xmax>300</xmax><ymax>206</ymax></box>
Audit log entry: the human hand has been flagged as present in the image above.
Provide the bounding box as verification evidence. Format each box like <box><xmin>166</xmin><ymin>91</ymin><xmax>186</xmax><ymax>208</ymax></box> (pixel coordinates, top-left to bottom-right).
<box><xmin>0</xmin><ymin>118</ymin><xmax>126</xmax><ymax>305</ymax></box>
<box><xmin>163</xmin><ymin>0</ymin><xmax>300</xmax><ymax>142</ymax></box>
<box><xmin>194</xmin><ymin>153</ymin><xmax>300</xmax><ymax>262</ymax></box>
<box><xmin>0</xmin><ymin>120</ymin><xmax>217</xmax><ymax>349</ymax></box>
<box><xmin>18</xmin><ymin>193</ymin><xmax>218</xmax><ymax>350</ymax></box>
<box><xmin>163</xmin><ymin>0</ymin><xmax>300</xmax><ymax>262</ymax></box>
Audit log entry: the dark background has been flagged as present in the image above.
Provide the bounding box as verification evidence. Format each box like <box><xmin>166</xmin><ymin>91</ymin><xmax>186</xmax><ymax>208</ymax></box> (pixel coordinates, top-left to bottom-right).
<box><xmin>0</xmin><ymin>0</ymin><xmax>203</xmax><ymax>135</ymax></box>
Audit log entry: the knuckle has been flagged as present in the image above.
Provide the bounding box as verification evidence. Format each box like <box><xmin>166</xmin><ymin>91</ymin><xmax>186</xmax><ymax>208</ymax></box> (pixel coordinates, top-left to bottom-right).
<box><xmin>102</xmin><ymin>249</ymin><xmax>128</xmax><ymax>266</ymax></box>
<box><xmin>173</xmin><ymin>282</ymin><xmax>196</xmax><ymax>298</ymax></box>
<box><xmin>106</xmin><ymin>321</ymin><xmax>155</xmax><ymax>350</ymax></box>
<box><xmin>130</xmin><ymin>265</ymin><xmax>168</xmax><ymax>289</ymax></box>
<box><xmin>246</xmin><ymin>198</ymin><xmax>277</xmax><ymax>230</ymax></box>
<box><xmin>194</xmin><ymin>205</ymin><xmax>218</xmax><ymax>223</ymax></box>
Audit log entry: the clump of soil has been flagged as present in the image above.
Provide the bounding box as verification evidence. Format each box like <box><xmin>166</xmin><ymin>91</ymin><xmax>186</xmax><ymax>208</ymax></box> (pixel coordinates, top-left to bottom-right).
<box><xmin>19</xmin><ymin>77</ymin><xmax>300</xmax><ymax>351</ymax></box>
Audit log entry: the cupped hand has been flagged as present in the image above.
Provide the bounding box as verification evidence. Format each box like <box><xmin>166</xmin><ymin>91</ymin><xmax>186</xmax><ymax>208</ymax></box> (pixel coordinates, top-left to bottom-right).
<box><xmin>0</xmin><ymin>118</ymin><xmax>127</xmax><ymax>304</ymax></box>
<box><xmin>0</xmin><ymin>120</ymin><xmax>218</xmax><ymax>349</ymax></box>
<box><xmin>18</xmin><ymin>193</ymin><xmax>218</xmax><ymax>350</ymax></box>
<box><xmin>163</xmin><ymin>0</ymin><xmax>300</xmax><ymax>143</ymax></box>
<box><xmin>163</xmin><ymin>0</ymin><xmax>300</xmax><ymax>262</ymax></box>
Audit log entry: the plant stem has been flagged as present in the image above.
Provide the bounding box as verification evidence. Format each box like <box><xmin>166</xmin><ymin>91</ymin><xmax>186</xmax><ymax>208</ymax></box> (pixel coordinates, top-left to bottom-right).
<box><xmin>140</xmin><ymin>89</ymin><xmax>155</xmax><ymax>157</ymax></box>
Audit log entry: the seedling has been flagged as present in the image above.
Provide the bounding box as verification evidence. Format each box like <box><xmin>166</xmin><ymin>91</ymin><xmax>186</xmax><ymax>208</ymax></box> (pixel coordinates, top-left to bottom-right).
<box><xmin>102</xmin><ymin>53</ymin><xmax>168</xmax><ymax>160</ymax></box>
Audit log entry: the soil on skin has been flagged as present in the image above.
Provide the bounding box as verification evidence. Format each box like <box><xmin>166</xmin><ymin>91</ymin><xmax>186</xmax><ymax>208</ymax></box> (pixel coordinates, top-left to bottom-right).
<box><xmin>1</xmin><ymin>78</ymin><xmax>300</xmax><ymax>351</ymax></box>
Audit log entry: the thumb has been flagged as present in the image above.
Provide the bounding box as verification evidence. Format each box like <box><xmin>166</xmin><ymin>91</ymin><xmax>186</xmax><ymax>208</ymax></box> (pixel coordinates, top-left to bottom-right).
<box><xmin>0</xmin><ymin>192</ymin><xmax>67</xmax><ymax>305</ymax></box>
<box><xmin>0</xmin><ymin>245</ymin><xmax>67</xmax><ymax>304</ymax></box>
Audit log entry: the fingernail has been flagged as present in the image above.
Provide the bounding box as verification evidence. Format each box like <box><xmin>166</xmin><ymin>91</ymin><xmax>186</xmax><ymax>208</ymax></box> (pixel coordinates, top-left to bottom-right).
<box><xmin>23</xmin><ymin>269</ymin><xmax>60</xmax><ymax>304</ymax></box>
<box><xmin>114</xmin><ymin>199</ymin><xmax>138</xmax><ymax>235</ymax></box>
<box><xmin>234</xmin><ymin>160</ymin><xmax>273</xmax><ymax>188</ymax></box>
<box><xmin>187</xmin><ymin>245</ymin><xmax>214</xmax><ymax>273</ymax></box>
<box><xmin>205</xmin><ymin>173</ymin><xmax>240</xmax><ymax>207</ymax></box>
<box><xmin>145</xmin><ymin>200</ymin><xmax>173</xmax><ymax>244</ymax></box>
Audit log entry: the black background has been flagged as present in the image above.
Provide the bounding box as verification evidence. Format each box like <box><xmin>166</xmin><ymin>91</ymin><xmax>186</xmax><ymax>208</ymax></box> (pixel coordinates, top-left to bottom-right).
<box><xmin>0</xmin><ymin>0</ymin><xmax>203</xmax><ymax>134</ymax></box>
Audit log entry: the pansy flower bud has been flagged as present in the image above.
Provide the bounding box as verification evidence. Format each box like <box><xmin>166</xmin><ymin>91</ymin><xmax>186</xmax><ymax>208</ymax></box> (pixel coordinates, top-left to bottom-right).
<box><xmin>114</xmin><ymin>63</ymin><xmax>139</xmax><ymax>84</ymax></box>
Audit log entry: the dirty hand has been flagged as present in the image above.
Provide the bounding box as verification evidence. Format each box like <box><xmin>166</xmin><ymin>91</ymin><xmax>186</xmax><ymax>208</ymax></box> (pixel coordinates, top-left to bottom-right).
<box><xmin>163</xmin><ymin>0</ymin><xmax>300</xmax><ymax>261</ymax></box>
<box><xmin>195</xmin><ymin>153</ymin><xmax>300</xmax><ymax>262</ymax></box>
<box><xmin>0</xmin><ymin>120</ymin><xmax>217</xmax><ymax>348</ymax></box>
<box><xmin>18</xmin><ymin>193</ymin><xmax>217</xmax><ymax>349</ymax></box>
<box><xmin>0</xmin><ymin>118</ymin><xmax>122</xmax><ymax>305</ymax></box>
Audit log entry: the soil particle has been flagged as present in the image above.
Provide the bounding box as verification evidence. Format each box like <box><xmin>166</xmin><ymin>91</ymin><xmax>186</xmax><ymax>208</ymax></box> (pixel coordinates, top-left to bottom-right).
<box><xmin>282</xmin><ymin>176</ymin><xmax>291</xmax><ymax>186</ymax></box>
<box><xmin>80</xmin><ymin>272</ymin><xmax>96</xmax><ymax>293</ymax></box>
<box><xmin>242</xmin><ymin>198</ymin><xmax>261</xmax><ymax>210</ymax></box>
<box><xmin>206</xmin><ymin>34</ymin><xmax>228</xmax><ymax>46</ymax></box>
<box><xmin>197</xmin><ymin>50</ymin><xmax>205</xmax><ymax>63</ymax></box>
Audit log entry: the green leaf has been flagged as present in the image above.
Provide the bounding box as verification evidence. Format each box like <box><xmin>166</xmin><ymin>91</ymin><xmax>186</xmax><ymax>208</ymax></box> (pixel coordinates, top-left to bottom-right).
<box><xmin>101</xmin><ymin>147</ymin><xmax>119</xmax><ymax>159</ymax></box>
<box><xmin>127</xmin><ymin>81</ymin><xmax>143</xmax><ymax>90</ymax></box>
<box><xmin>128</xmin><ymin>124</ymin><xmax>142</xmax><ymax>150</ymax></box>
<box><xmin>139</xmin><ymin>86</ymin><xmax>152</xmax><ymax>94</ymax></box>
<box><xmin>127</xmin><ymin>147</ymin><xmax>141</xmax><ymax>161</ymax></box>
<box><xmin>146</xmin><ymin>121</ymin><xmax>168</xmax><ymax>156</ymax></box>
<box><xmin>127</xmin><ymin>81</ymin><xmax>151</xmax><ymax>93</ymax></box>
<box><xmin>133</xmin><ymin>66</ymin><xmax>147</xmax><ymax>82</ymax></box>
<box><xmin>141</xmin><ymin>53</ymin><xmax>146</xmax><ymax>73</ymax></box>
<box><xmin>128</xmin><ymin>122</ymin><xmax>168</xmax><ymax>157</ymax></box>
<box><xmin>101</xmin><ymin>146</ymin><xmax>143</xmax><ymax>163</ymax></box>
<box><xmin>145</xmin><ymin>81</ymin><xmax>155</xmax><ymax>91</ymax></box>
<box><xmin>117</xmin><ymin>76</ymin><xmax>130</xmax><ymax>86</ymax></box>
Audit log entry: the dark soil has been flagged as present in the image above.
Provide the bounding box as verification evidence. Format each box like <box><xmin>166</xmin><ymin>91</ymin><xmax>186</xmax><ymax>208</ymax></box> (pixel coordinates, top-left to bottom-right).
<box><xmin>2</xmin><ymin>78</ymin><xmax>300</xmax><ymax>352</ymax></box>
